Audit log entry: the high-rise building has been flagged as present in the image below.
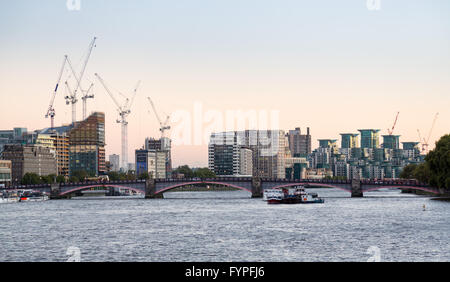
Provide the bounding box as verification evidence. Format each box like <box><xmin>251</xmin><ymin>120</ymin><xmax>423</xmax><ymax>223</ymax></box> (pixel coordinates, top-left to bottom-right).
<box><xmin>382</xmin><ymin>135</ymin><xmax>400</xmax><ymax>150</ymax></box>
<box><xmin>1</xmin><ymin>144</ymin><xmax>57</xmax><ymax>183</ymax></box>
<box><xmin>340</xmin><ymin>133</ymin><xmax>359</xmax><ymax>149</ymax></box>
<box><xmin>209</xmin><ymin>130</ymin><xmax>287</xmax><ymax>178</ymax></box>
<box><xmin>135</xmin><ymin>149</ymin><xmax>167</xmax><ymax>178</ymax></box>
<box><xmin>208</xmin><ymin>132</ymin><xmax>241</xmax><ymax>176</ymax></box>
<box><xmin>287</xmin><ymin>127</ymin><xmax>311</xmax><ymax>156</ymax></box>
<box><xmin>38</xmin><ymin>125</ymin><xmax>72</xmax><ymax>177</ymax></box>
<box><xmin>109</xmin><ymin>154</ymin><xmax>120</xmax><ymax>172</ymax></box>
<box><xmin>239</xmin><ymin>147</ymin><xmax>253</xmax><ymax>176</ymax></box>
<box><xmin>0</xmin><ymin>160</ymin><xmax>12</xmax><ymax>186</ymax></box>
<box><xmin>145</xmin><ymin>137</ymin><xmax>172</xmax><ymax>175</ymax></box>
<box><xmin>402</xmin><ymin>142</ymin><xmax>420</xmax><ymax>151</ymax></box>
<box><xmin>68</xmin><ymin>112</ymin><xmax>106</xmax><ymax>177</ymax></box>
<box><xmin>358</xmin><ymin>129</ymin><xmax>380</xmax><ymax>149</ymax></box>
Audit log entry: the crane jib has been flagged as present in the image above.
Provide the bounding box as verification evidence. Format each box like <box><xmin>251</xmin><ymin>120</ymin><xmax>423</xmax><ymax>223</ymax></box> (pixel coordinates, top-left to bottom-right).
<box><xmin>54</xmin><ymin>83</ymin><xmax>59</xmax><ymax>92</ymax></box>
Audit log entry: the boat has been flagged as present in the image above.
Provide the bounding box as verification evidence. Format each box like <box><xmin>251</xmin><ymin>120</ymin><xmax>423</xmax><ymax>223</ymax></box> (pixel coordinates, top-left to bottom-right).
<box><xmin>264</xmin><ymin>186</ymin><xmax>324</xmax><ymax>204</ymax></box>
<box><xmin>19</xmin><ymin>190</ymin><xmax>49</xmax><ymax>202</ymax></box>
<box><xmin>0</xmin><ymin>191</ymin><xmax>20</xmax><ymax>204</ymax></box>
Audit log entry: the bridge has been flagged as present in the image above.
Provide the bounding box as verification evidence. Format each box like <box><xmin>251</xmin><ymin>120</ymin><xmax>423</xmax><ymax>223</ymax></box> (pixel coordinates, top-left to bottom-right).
<box><xmin>1</xmin><ymin>177</ymin><xmax>442</xmax><ymax>199</ymax></box>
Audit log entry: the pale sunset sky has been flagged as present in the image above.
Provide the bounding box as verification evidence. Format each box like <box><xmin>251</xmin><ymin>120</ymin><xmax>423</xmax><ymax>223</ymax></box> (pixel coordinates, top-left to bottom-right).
<box><xmin>0</xmin><ymin>0</ymin><xmax>449</xmax><ymax>167</ymax></box>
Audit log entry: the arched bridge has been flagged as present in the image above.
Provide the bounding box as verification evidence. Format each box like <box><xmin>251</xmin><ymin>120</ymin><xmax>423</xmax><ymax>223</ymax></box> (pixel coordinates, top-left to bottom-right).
<box><xmin>1</xmin><ymin>177</ymin><xmax>441</xmax><ymax>199</ymax></box>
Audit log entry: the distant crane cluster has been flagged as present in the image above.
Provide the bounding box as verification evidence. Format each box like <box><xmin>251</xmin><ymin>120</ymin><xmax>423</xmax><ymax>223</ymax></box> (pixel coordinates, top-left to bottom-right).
<box><xmin>384</xmin><ymin>111</ymin><xmax>439</xmax><ymax>153</ymax></box>
<box><xmin>417</xmin><ymin>112</ymin><xmax>439</xmax><ymax>154</ymax></box>
<box><xmin>44</xmin><ymin>37</ymin><xmax>171</xmax><ymax>171</ymax></box>
<box><xmin>45</xmin><ymin>37</ymin><xmax>97</xmax><ymax>127</ymax></box>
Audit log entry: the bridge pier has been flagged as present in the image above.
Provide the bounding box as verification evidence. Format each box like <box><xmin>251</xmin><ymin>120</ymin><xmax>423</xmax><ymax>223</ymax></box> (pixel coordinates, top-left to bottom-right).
<box><xmin>351</xmin><ymin>179</ymin><xmax>363</xmax><ymax>198</ymax></box>
<box><xmin>251</xmin><ymin>177</ymin><xmax>263</xmax><ymax>198</ymax></box>
<box><xmin>49</xmin><ymin>183</ymin><xmax>71</xmax><ymax>200</ymax></box>
<box><xmin>145</xmin><ymin>179</ymin><xmax>163</xmax><ymax>199</ymax></box>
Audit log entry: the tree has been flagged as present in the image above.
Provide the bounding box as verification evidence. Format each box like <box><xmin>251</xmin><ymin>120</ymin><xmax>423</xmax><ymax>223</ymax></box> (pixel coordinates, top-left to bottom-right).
<box><xmin>138</xmin><ymin>172</ymin><xmax>150</xmax><ymax>180</ymax></box>
<box><xmin>69</xmin><ymin>176</ymin><xmax>79</xmax><ymax>183</ymax></box>
<box><xmin>425</xmin><ymin>134</ymin><xmax>450</xmax><ymax>190</ymax></box>
<box><xmin>107</xmin><ymin>171</ymin><xmax>120</xmax><ymax>181</ymax></box>
<box><xmin>174</xmin><ymin>165</ymin><xmax>194</xmax><ymax>178</ymax></box>
<box><xmin>399</xmin><ymin>164</ymin><xmax>418</xmax><ymax>179</ymax></box>
<box><xmin>21</xmin><ymin>173</ymin><xmax>42</xmax><ymax>185</ymax></box>
<box><xmin>41</xmin><ymin>174</ymin><xmax>56</xmax><ymax>184</ymax></box>
<box><xmin>194</xmin><ymin>168</ymin><xmax>216</xmax><ymax>178</ymax></box>
<box><xmin>413</xmin><ymin>163</ymin><xmax>431</xmax><ymax>183</ymax></box>
<box><xmin>56</xmin><ymin>175</ymin><xmax>66</xmax><ymax>183</ymax></box>
<box><xmin>72</xmin><ymin>170</ymin><xmax>89</xmax><ymax>181</ymax></box>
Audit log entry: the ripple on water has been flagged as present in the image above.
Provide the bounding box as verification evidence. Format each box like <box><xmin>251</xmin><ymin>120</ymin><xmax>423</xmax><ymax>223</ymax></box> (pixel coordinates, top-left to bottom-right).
<box><xmin>0</xmin><ymin>189</ymin><xmax>449</xmax><ymax>262</ymax></box>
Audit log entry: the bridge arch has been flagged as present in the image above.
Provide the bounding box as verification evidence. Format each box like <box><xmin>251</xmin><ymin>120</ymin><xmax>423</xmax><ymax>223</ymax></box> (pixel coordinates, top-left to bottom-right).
<box><xmin>362</xmin><ymin>186</ymin><xmax>440</xmax><ymax>194</ymax></box>
<box><xmin>60</xmin><ymin>184</ymin><xmax>145</xmax><ymax>196</ymax></box>
<box><xmin>155</xmin><ymin>181</ymin><xmax>252</xmax><ymax>195</ymax></box>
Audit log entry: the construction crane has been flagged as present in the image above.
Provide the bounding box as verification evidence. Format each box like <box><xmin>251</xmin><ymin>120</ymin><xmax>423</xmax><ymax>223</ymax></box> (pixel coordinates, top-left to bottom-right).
<box><xmin>387</xmin><ymin>111</ymin><xmax>400</xmax><ymax>135</ymax></box>
<box><xmin>417</xmin><ymin>112</ymin><xmax>439</xmax><ymax>154</ymax></box>
<box><xmin>95</xmin><ymin>73</ymin><xmax>140</xmax><ymax>171</ymax></box>
<box><xmin>147</xmin><ymin>97</ymin><xmax>170</xmax><ymax>138</ymax></box>
<box><xmin>64</xmin><ymin>37</ymin><xmax>97</xmax><ymax>124</ymax></box>
<box><xmin>81</xmin><ymin>83</ymin><xmax>95</xmax><ymax>120</ymax></box>
<box><xmin>45</xmin><ymin>55</ymin><xmax>69</xmax><ymax>129</ymax></box>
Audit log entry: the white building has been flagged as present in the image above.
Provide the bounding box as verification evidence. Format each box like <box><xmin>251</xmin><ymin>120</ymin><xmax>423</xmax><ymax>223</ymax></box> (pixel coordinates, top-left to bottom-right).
<box><xmin>109</xmin><ymin>154</ymin><xmax>120</xmax><ymax>172</ymax></box>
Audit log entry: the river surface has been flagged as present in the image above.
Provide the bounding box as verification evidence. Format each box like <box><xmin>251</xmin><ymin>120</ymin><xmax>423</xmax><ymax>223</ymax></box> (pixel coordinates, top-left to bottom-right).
<box><xmin>0</xmin><ymin>188</ymin><xmax>449</xmax><ymax>262</ymax></box>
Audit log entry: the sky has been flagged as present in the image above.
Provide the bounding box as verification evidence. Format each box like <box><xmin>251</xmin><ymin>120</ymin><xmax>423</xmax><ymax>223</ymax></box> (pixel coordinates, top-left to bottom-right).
<box><xmin>0</xmin><ymin>0</ymin><xmax>449</xmax><ymax>167</ymax></box>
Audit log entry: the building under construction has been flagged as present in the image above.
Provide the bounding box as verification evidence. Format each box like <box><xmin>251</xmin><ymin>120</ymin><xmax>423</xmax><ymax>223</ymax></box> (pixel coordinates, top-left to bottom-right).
<box><xmin>68</xmin><ymin>112</ymin><xmax>106</xmax><ymax>177</ymax></box>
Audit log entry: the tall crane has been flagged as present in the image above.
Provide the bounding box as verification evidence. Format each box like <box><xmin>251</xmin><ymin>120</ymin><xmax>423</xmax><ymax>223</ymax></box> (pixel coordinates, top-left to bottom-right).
<box><xmin>147</xmin><ymin>97</ymin><xmax>170</xmax><ymax>138</ymax></box>
<box><xmin>45</xmin><ymin>55</ymin><xmax>69</xmax><ymax>129</ymax></box>
<box><xmin>95</xmin><ymin>73</ymin><xmax>140</xmax><ymax>171</ymax></box>
<box><xmin>417</xmin><ymin>112</ymin><xmax>439</xmax><ymax>154</ymax></box>
<box><xmin>387</xmin><ymin>112</ymin><xmax>400</xmax><ymax>135</ymax></box>
<box><xmin>64</xmin><ymin>37</ymin><xmax>97</xmax><ymax>124</ymax></box>
<box><xmin>81</xmin><ymin>83</ymin><xmax>95</xmax><ymax>120</ymax></box>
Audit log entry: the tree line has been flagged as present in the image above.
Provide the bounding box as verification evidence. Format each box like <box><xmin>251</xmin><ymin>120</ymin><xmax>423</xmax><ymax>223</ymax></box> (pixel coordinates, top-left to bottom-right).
<box><xmin>19</xmin><ymin>165</ymin><xmax>216</xmax><ymax>185</ymax></box>
<box><xmin>400</xmin><ymin>134</ymin><xmax>450</xmax><ymax>190</ymax></box>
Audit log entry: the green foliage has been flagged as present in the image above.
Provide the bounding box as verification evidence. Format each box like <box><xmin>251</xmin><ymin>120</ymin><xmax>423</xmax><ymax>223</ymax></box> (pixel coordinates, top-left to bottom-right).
<box><xmin>425</xmin><ymin>134</ymin><xmax>450</xmax><ymax>190</ymax></box>
<box><xmin>69</xmin><ymin>176</ymin><xmax>79</xmax><ymax>183</ymax></box>
<box><xmin>174</xmin><ymin>165</ymin><xmax>194</xmax><ymax>178</ymax></box>
<box><xmin>71</xmin><ymin>170</ymin><xmax>89</xmax><ymax>181</ymax></box>
<box><xmin>107</xmin><ymin>171</ymin><xmax>120</xmax><ymax>181</ymax></box>
<box><xmin>41</xmin><ymin>174</ymin><xmax>56</xmax><ymax>184</ymax></box>
<box><xmin>138</xmin><ymin>172</ymin><xmax>150</xmax><ymax>180</ymax></box>
<box><xmin>400</xmin><ymin>134</ymin><xmax>450</xmax><ymax>190</ymax></box>
<box><xmin>21</xmin><ymin>173</ymin><xmax>42</xmax><ymax>185</ymax></box>
<box><xmin>56</xmin><ymin>175</ymin><xmax>66</xmax><ymax>183</ymax></box>
<box><xmin>194</xmin><ymin>168</ymin><xmax>216</xmax><ymax>178</ymax></box>
<box><xmin>399</xmin><ymin>164</ymin><xmax>418</xmax><ymax>179</ymax></box>
<box><xmin>173</xmin><ymin>165</ymin><xmax>216</xmax><ymax>178</ymax></box>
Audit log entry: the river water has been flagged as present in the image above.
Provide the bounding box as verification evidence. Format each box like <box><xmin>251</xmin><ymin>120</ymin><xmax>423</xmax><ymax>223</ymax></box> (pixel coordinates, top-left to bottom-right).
<box><xmin>0</xmin><ymin>188</ymin><xmax>449</xmax><ymax>262</ymax></box>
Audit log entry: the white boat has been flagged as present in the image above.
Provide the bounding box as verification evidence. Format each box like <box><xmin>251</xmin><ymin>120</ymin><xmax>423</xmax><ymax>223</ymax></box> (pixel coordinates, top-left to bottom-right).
<box><xmin>19</xmin><ymin>191</ymin><xmax>49</xmax><ymax>202</ymax></box>
<box><xmin>0</xmin><ymin>191</ymin><xmax>20</xmax><ymax>204</ymax></box>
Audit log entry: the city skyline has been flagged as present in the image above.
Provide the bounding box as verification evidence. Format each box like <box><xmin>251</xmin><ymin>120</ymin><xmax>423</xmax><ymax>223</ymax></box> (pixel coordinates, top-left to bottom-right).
<box><xmin>1</xmin><ymin>1</ymin><xmax>449</xmax><ymax>167</ymax></box>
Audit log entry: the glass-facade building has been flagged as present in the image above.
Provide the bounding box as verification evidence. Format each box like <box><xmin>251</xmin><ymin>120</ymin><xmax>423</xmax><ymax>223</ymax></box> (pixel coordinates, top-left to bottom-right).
<box><xmin>340</xmin><ymin>133</ymin><xmax>359</xmax><ymax>149</ymax></box>
<box><xmin>358</xmin><ymin>129</ymin><xmax>380</xmax><ymax>149</ymax></box>
<box><xmin>382</xmin><ymin>135</ymin><xmax>400</xmax><ymax>150</ymax></box>
<box><xmin>68</xmin><ymin>112</ymin><xmax>106</xmax><ymax>177</ymax></box>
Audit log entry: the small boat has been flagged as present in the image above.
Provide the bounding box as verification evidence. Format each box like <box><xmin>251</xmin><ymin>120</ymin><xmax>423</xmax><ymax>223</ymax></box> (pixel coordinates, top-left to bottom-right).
<box><xmin>0</xmin><ymin>191</ymin><xmax>20</xmax><ymax>204</ymax></box>
<box><xmin>264</xmin><ymin>186</ymin><xmax>324</xmax><ymax>204</ymax></box>
<box><xmin>19</xmin><ymin>191</ymin><xmax>49</xmax><ymax>202</ymax></box>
